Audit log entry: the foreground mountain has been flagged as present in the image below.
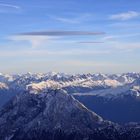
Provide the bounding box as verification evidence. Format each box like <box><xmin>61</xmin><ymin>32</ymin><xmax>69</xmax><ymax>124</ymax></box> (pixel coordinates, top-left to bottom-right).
<box><xmin>0</xmin><ymin>89</ymin><xmax>140</xmax><ymax>140</ymax></box>
<box><xmin>0</xmin><ymin>89</ymin><xmax>110</xmax><ymax>140</ymax></box>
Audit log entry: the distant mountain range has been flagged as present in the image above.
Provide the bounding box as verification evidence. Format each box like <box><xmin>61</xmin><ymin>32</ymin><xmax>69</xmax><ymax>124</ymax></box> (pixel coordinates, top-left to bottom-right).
<box><xmin>0</xmin><ymin>72</ymin><xmax>139</xmax><ymax>93</ymax></box>
<box><xmin>0</xmin><ymin>72</ymin><xmax>140</xmax><ymax>121</ymax></box>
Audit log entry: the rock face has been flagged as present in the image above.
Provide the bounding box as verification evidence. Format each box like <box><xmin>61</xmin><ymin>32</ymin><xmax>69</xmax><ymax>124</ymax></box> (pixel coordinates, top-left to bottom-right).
<box><xmin>0</xmin><ymin>89</ymin><xmax>109</xmax><ymax>140</ymax></box>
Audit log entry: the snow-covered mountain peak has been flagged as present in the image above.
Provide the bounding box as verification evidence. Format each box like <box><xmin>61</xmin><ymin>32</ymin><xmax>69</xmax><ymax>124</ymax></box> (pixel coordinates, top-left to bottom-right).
<box><xmin>0</xmin><ymin>82</ymin><xmax>9</xmax><ymax>90</ymax></box>
<box><xmin>0</xmin><ymin>72</ymin><xmax>140</xmax><ymax>99</ymax></box>
<box><xmin>26</xmin><ymin>80</ymin><xmax>62</xmax><ymax>94</ymax></box>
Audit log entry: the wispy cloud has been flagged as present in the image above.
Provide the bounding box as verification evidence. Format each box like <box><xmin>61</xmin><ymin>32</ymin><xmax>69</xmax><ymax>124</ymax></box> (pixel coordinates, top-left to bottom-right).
<box><xmin>0</xmin><ymin>3</ymin><xmax>20</xmax><ymax>9</ymax></box>
<box><xmin>49</xmin><ymin>13</ymin><xmax>92</xmax><ymax>24</ymax></box>
<box><xmin>109</xmin><ymin>11</ymin><xmax>140</xmax><ymax>20</ymax></box>
<box><xmin>19</xmin><ymin>30</ymin><xmax>105</xmax><ymax>36</ymax></box>
<box><xmin>8</xmin><ymin>35</ymin><xmax>55</xmax><ymax>48</ymax></box>
<box><xmin>102</xmin><ymin>33</ymin><xmax>140</xmax><ymax>42</ymax></box>
<box><xmin>51</xmin><ymin>17</ymin><xmax>79</xmax><ymax>24</ymax></box>
<box><xmin>0</xmin><ymin>3</ymin><xmax>21</xmax><ymax>13</ymax></box>
<box><xmin>10</xmin><ymin>30</ymin><xmax>105</xmax><ymax>48</ymax></box>
<box><xmin>77</xmin><ymin>41</ymin><xmax>104</xmax><ymax>44</ymax></box>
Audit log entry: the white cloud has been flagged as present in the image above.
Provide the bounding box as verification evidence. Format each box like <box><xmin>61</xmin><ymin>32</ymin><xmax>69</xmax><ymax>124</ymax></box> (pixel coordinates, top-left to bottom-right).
<box><xmin>109</xmin><ymin>11</ymin><xmax>140</xmax><ymax>20</ymax></box>
<box><xmin>102</xmin><ymin>33</ymin><xmax>140</xmax><ymax>42</ymax></box>
<box><xmin>100</xmin><ymin>35</ymin><xmax>140</xmax><ymax>52</ymax></box>
<box><xmin>0</xmin><ymin>3</ymin><xmax>20</xmax><ymax>9</ymax></box>
<box><xmin>49</xmin><ymin>13</ymin><xmax>92</xmax><ymax>24</ymax></box>
<box><xmin>8</xmin><ymin>33</ymin><xmax>105</xmax><ymax>48</ymax></box>
<box><xmin>8</xmin><ymin>35</ymin><xmax>54</xmax><ymax>48</ymax></box>
<box><xmin>51</xmin><ymin>17</ymin><xmax>79</xmax><ymax>24</ymax></box>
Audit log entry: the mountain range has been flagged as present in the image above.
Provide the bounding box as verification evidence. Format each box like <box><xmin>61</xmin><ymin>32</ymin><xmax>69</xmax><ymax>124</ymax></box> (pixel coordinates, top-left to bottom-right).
<box><xmin>0</xmin><ymin>72</ymin><xmax>140</xmax><ymax>139</ymax></box>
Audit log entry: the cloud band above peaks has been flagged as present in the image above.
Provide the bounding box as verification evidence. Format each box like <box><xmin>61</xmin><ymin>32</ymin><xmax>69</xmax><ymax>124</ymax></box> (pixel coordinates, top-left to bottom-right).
<box><xmin>19</xmin><ymin>31</ymin><xmax>106</xmax><ymax>36</ymax></box>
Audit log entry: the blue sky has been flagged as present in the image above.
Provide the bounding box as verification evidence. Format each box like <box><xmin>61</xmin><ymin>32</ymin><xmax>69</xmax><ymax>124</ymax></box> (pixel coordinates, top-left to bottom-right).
<box><xmin>0</xmin><ymin>0</ymin><xmax>140</xmax><ymax>74</ymax></box>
